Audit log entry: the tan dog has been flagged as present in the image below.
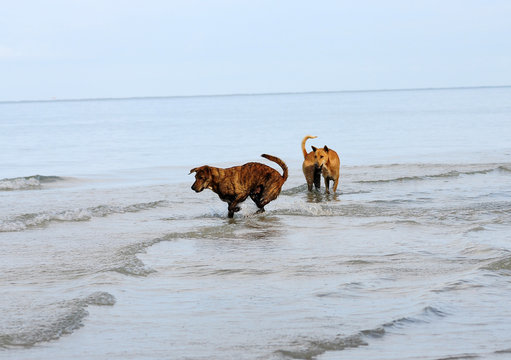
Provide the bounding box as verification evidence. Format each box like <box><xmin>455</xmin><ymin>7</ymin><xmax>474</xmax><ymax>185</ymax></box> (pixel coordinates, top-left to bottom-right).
<box><xmin>301</xmin><ymin>135</ymin><xmax>321</xmax><ymax>191</ymax></box>
<box><xmin>311</xmin><ymin>145</ymin><xmax>340</xmax><ymax>193</ymax></box>
<box><xmin>190</xmin><ymin>154</ymin><xmax>288</xmax><ymax>218</ymax></box>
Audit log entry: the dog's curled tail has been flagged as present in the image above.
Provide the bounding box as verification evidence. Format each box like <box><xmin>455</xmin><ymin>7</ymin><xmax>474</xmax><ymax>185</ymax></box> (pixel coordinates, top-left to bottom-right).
<box><xmin>301</xmin><ymin>135</ymin><xmax>317</xmax><ymax>158</ymax></box>
<box><xmin>261</xmin><ymin>154</ymin><xmax>288</xmax><ymax>182</ymax></box>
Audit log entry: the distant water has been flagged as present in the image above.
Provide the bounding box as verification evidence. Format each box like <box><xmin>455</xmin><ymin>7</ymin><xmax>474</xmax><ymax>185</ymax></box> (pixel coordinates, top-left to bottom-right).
<box><xmin>1</xmin><ymin>87</ymin><xmax>511</xmax><ymax>359</ymax></box>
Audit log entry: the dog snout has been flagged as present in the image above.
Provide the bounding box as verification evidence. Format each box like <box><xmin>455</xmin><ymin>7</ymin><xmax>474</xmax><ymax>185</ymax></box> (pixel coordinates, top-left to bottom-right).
<box><xmin>191</xmin><ymin>182</ymin><xmax>203</xmax><ymax>192</ymax></box>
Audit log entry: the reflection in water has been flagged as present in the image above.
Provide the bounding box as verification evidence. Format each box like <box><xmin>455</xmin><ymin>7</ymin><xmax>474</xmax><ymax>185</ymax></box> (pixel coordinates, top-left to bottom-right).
<box><xmin>306</xmin><ymin>189</ymin><xmax>341</xmax><ymax>203</ymax></box>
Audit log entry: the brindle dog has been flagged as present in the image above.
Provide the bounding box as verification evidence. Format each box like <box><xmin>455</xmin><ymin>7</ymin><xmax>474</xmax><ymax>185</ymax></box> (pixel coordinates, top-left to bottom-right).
<box><xmin>190</xmin><ymin>154</ymin><xmax>288</xmax><ymax>218</ymax></box>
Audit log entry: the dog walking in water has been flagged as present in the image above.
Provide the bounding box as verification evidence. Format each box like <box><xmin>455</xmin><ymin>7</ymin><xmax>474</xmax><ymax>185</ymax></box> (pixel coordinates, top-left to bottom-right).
<box><xmin>312</xmin><ymin>145</ymin><xmax>340</xmax><ymax>193</ymax></box>
<box><xmin>190</xmin><ymin>154</ymin><xmax>288</xmax><ymax>218</ymax></box>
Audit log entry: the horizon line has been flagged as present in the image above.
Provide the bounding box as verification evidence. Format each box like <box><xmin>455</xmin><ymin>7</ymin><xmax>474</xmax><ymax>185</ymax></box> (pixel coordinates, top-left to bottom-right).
<box><xmin>1</xmin><ymin>84</ymin><xmax>510</xmax><ymax>105</ymax></box>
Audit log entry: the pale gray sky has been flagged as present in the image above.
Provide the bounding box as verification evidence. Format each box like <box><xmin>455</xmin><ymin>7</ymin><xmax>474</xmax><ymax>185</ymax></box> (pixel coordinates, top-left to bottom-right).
<box><xmin>1</xmin><ymin>0</ymin><xmax>510</xmax><ymax>101</ymax></box>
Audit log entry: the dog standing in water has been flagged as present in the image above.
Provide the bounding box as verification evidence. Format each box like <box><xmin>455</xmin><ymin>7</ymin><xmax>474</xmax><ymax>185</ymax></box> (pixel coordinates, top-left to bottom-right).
<box><xmin>312</xmin><ymin>145</ymin><xmax>340</xmax><ymax>193</ymax></box>
<box><xmin>301</xmin><ymin>135</ymin><xmax>321</xmax><ymax>191</ymax></box>
<box><xmin>190</xmin><ymin>154</ymin><xmax>288</xmax><ymax>218</ymax></box>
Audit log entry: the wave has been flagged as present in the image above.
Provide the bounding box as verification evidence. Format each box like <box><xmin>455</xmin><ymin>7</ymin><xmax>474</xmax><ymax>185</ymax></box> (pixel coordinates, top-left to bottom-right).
<box><xmin>483</xmin><ymin>255</ymin><xmax>511</xmax><ymax>273</ymax></box>
<box><xmin>276</xmin><ymin>334</ymin><xmax>367</xmax><ymax>359</ymax></box>
<box><xmin>275</xmin><ymin>306</ymin><xmax>447</xmax><ymax>359</ymax></box>
<box><xmin>110</xmin><ymin>224</ymin><xmax>243</xmax><ymax>277</ymax></box>
<box><xmin>268</xmin><ymin>200</ymin><xmax>511</xmax><ymax>228</ymax></box>
<box><xmin>466</xmin><ymin>225</ymin><xmax>486</xmax><ymax>233</ymax></box>
<box><xmin>0</xmin><ymin>292</ymin><xmax>115</xmax><ymax>348</ymax></box>
<box><xmin>108</xmin><ymin>196</ymin><xmax>510</xmax><ymax>278</ymax></box>
<box><xmin>110</xmin><ymin>222</ymin><xmax>282</xmax><ymax>277</ymax></box>
<box><xmin>357</xmin><ymin>164</ymin><xmax>511</xmax><ymax>185</ymax></box>
<box><xmin>281</xmin><ymin>184</ymin><xmax>309</xmax><ymax>196</ymax></box>
<box><xmin>0</xmin><ymin>200</ymin><xmax>169</xmax><ymax>232</ymax></box>
<box><xmin>272</xmin><ymin>201</ymin><xmax>401</xmax><ymax>218</ymax></box>
<box><xmin>0</xmin><ymin>175</ymin><xmax>65</xmax><ymax>191</ymax></box>
<box><xmin>111</xmin><ymin>240</ymin><xmax>161</xmax><ymax>277</ymax></box>
<box><xmin>433</xmin><ymin>353</ymin><xmax>480</xmax><ymax>360</ymax></box>
<box><xmin>155</xmin><ymin>199</ymin><xmax>511</xmax><ymax>232</ymax></box>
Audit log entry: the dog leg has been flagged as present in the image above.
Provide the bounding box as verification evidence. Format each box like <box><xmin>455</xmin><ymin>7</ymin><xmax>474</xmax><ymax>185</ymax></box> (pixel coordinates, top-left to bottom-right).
<box><xmin>333</xmin><ymin>177</ymin><xmax>339</xmax><ymax>193</ymax></box>
<box><xmin>227</xmin><ymin>202</ymin><xmax>241</xmax><ymax>218</ymax></box>
<box><xmin>303</xmin><ymin>166</ymin><xmax>315</xmax><ymax>192</ymax></box>
<box><xmin>251</xmin><ymin>196</ymin><xmax>266</xmax><ymax>214</ymax></box>
<box><xmin>324</xmin><ymin>177</ymin><xmax>330</xmax><ymax>194</ymax></box>
<box><xmin>256</xmin><ymin>192</ymin><xmax>277</xmax><ymax>211</ymax></box>
<box><xmin>307</xmin><ymin>181</ymin><xmax>313</xmax><ymax>192</ymax></box>
<box><xmin>313</xmin><ymin>168</ymin><xmax>321</xmax><ymax>190</ymax></box>
<box><xmin>227</xmin><ymin>194</ymin><xmax>247</xmax><ymax>218</ymax></box>
<box><xmin>227</xmin><ymin>206</ymin><xmax>241</xmax><ymax>218</ymax></box>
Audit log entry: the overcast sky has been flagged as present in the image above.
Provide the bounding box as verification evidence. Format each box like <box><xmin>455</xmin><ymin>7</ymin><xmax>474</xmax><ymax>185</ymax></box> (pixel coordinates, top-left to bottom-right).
<box><xmin>1</xmin><ymin>0</ymin><xmax>510</xmax><ymax>101</ymax></box>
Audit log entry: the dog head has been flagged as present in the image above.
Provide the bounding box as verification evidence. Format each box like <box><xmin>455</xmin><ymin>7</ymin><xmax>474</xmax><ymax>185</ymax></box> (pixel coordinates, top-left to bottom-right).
<box><xmin>189</xmin><ymin>166</ymin><xmax>212</xmax><ymax>192</ymax></box>
<box><xmin>312</xmin><ymin>146</ymin><xmax>330</xmax><ymax>169</ymax></box>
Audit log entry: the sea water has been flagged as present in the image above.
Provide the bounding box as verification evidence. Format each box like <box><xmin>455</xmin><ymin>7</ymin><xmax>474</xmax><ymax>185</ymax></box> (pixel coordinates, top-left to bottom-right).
<box><xmin>1</xmin><ymin>87</ymin><xmax>510</xmax><ymax>359</ymax></box>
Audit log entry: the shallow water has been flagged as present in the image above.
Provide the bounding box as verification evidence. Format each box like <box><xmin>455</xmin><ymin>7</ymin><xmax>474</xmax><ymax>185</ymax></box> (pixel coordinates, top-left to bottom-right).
<box><xmin>1</xmin><ymin>88</ymin><xmax>511</xmax><ymax>359</ymax></box>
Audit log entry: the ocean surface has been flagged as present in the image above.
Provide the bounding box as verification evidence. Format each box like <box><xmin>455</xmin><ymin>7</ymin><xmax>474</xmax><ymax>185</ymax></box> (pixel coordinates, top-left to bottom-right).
<box><xmin>1</xmin><ymin>87</ymin><xmax>511</xmax><ymax>360</ymax></box>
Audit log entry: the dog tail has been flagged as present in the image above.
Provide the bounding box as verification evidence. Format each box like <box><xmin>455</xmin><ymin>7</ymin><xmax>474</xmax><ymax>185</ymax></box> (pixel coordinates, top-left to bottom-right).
<box><xmin>261</xmin><ymin>154</ymin><xmax>288</xmax><ymax>181</ymax></box>
<box><xmin>301</xmin><ymin>135</ymin><xmax>317</xmax><ymax>158</ymax></box>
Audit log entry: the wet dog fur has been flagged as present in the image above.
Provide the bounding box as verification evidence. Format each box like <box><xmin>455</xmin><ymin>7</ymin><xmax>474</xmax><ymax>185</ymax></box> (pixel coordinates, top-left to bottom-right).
<box><xmin>312</xmin><ymin>145</ymin><xmax>340</xmax><ymax>193</ymax></box>
<box><xmin>190</xmin><ymin>154</ymin><xmax>288</xmax><ymax>218</ymax></box>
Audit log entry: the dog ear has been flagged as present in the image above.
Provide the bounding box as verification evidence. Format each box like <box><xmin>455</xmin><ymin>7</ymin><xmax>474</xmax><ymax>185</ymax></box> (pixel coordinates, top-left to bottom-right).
<box><xmin>189</xmin><ymin>167</ymin><xmax>198</xmax><ymax>175</ymax></box>
<box><xmin>324</xmin><ymin>145</ymin><xmax>329</xmax><ymax>152</ymax></box>
<box><xmin>311</xmin><ymin>146</ymin><xmax>318</xmax><ymax>152</ymax></box>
